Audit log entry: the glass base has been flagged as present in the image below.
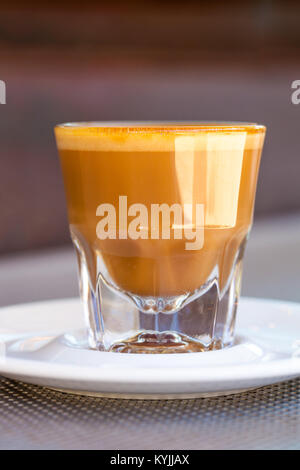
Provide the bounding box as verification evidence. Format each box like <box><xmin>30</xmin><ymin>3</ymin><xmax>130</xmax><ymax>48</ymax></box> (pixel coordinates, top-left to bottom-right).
<box><xmin>75</xmin><ymin>237</ymin><xmax>245</xmax><ymax>354</ymax></box>
<box><xmin>94</xmin><ymin>273</ymin><xmax>240</xmax><ymax>353</ymax></box>
<box><xmin>78</xmin><ymin>268</ymin><xmax>243</xmax><ymax>353</ymax></box>
<box><xmin>109</xmin><ymin>332</ymin><xmax>220</xmax><ymax>354</ymax></box>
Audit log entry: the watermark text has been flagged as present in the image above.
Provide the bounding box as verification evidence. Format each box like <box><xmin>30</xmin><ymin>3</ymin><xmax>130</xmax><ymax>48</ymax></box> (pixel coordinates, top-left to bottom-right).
<box><xmin>291</xmin><ymin>80</ymin><xmax>300</xmax><ymax>104</ymax></box>
<box><xmin>0</xmin><ymin>80</ymin><xmax>6</xmax><ymax>104</ymax></box>
<box><xmin>96</xmin><ymin>196</ymin><xmax>204</xmax><ymax>250</ymax></box>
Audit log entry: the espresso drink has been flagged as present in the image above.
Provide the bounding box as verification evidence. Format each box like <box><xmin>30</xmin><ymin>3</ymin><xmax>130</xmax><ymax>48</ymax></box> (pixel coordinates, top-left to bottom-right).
<box><xmin>55</xmin><ymin>123</ymin><xmax>265</xmax><ymax>352</ymax></box>
<box><xmin>56</xmin><ymin>124</ymin><xmax>264</xmax><ymax>296</ymax></box>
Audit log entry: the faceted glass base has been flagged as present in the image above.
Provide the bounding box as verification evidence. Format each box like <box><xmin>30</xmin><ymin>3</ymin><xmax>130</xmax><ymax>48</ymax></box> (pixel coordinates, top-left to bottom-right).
<box><xmin>109</xmin><ymin>332</ymin><xmax>219</xmax><ymax>354</ymax></box>
<box><xmin>75</xmin><ymin>237</ymin><xmax>245</xmax><ymax>354</ymax></box>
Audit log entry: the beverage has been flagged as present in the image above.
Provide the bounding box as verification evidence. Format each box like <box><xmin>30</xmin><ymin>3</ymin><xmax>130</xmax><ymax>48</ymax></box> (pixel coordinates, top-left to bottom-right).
<box><xmin>55</xmin><ymin>123</ymin><xmax>265</xmax><ymax>353</ymax></box>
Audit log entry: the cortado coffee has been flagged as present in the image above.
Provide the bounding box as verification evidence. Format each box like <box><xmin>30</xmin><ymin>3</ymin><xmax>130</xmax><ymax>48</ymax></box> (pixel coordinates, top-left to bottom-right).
<box><xmin>55</xmin><ymin>123</ymin><xmax>265</xmax><ymax>353</ymax></box>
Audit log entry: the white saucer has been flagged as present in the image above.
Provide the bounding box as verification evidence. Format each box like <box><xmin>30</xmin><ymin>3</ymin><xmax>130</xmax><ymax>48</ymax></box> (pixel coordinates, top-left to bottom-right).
<box><xmin>0</xmin><ymin>297</ymin><xmax>300</xmax><ymax>399</ymax></box>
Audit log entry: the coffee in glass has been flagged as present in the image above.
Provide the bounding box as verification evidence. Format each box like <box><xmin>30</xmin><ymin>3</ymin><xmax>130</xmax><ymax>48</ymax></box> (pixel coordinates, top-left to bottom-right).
<box><xmin>55</xmin><ymin>122</ymin><xmax>265</xmax><ymax>353</ymax></box>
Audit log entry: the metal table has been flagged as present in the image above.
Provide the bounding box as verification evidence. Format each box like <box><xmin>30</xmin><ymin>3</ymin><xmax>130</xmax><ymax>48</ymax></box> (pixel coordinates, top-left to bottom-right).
<box><xmin>0</xmin><ymin>376</ymin><xmax>299</xmax><ymax>450</ymax></box>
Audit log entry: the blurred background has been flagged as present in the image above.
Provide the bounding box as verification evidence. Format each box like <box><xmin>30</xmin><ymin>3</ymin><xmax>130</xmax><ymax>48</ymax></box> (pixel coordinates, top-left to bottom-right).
<box><xmin>0</xmin><ymin>0</ymin><xmax>299</xmax><ymax>306</ymax></box>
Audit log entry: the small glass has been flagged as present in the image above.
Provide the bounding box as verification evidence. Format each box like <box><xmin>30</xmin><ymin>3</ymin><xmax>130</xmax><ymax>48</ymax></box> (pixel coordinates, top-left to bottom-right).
<box><xmin>55</xmin><ymin>122</ymin><xmax>266</xmax><ymax>353</ymax></box>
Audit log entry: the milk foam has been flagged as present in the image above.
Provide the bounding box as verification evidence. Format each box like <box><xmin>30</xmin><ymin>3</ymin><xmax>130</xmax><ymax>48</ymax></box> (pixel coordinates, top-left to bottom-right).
<box><xmin>55</xmin><ymin>123</ymin><xmax>265</xmax><ymax>152</ymax></box>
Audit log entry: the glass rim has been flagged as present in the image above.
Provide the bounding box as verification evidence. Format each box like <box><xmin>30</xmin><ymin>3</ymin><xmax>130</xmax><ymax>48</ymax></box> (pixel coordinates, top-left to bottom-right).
<box><xmin>55</xmin><ymin>121</ymin><xmax>266</xmax><ymax>134</ymax></box>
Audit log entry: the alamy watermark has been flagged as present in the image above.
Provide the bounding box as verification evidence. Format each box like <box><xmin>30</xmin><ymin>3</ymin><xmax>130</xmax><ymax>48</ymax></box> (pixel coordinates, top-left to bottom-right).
<box><xmin>0</xmin><ymin>80</ymin><xmax>6</xmax><ymax>104</ymax></box>
<box><xmin>291</xmin><ymin>80</ymin><xmax>300</xmax><ymax>105</ymax></box>
<box><xmin>96</xmin><ymin>196</ymin><xmax>204</xmax><ymax>250</ymax></box>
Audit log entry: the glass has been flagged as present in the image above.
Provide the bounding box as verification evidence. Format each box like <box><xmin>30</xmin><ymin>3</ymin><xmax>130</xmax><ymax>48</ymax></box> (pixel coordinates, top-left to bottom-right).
<box><xmin>55</xmin><ymin>122</ymin><xmax>266</xmax><ymax>353</ymax></box>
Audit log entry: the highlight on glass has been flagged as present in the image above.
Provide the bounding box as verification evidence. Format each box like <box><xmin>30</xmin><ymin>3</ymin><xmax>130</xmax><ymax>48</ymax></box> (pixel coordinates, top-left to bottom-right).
<box><xmin>55</xmin><ymin>122</ymin><xmax>266</xmax><ymax>353</ymax></box>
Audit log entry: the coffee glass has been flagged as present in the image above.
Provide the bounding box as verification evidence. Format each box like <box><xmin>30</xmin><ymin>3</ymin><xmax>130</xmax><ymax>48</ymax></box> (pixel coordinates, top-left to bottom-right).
<box><xmin>55</xmin><ymin>122</ymin><xmax>266</xmax><ymax>353</ymax></box>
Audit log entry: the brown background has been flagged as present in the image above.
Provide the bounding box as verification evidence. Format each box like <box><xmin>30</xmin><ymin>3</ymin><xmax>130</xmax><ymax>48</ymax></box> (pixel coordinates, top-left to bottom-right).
<box><xmin>1</xmin><ymin>0</ymin><xmax>300</xmax><ymax>255</ymax></box>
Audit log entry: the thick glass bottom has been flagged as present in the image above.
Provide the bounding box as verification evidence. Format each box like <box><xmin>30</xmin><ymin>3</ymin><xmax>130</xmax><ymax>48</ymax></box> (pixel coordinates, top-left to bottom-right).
<box><xmin>74</xmin><ymin>235</ymin><xmax>246</xmax><ymax>354</ymax></box>
<box><xmin>109</xmin><ymin>331</ymin><xmax>220</xmax><ymax>354</ymax></box>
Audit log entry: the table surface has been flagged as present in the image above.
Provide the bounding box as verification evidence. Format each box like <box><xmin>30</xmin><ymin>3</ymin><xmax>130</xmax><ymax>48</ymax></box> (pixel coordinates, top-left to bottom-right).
<box><xmin>1</xmin><ymin>376</ymin><xmax>300</xmax><ymax>450</ymax></box>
